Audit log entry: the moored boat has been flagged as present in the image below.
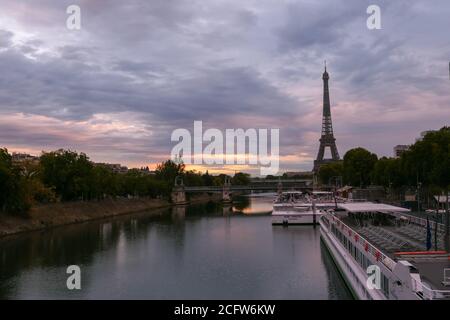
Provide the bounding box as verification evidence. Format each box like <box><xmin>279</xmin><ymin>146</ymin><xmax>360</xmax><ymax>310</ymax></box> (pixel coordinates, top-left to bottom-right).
<box><xmin>320</xmin><ymin>202</ymin><xmax>450</xmax><ymax>300</ymax></box>
<box><xmin>272</xmin><ymin>191</ymin><xmax>322</xmax><ymax>225</ymax></box>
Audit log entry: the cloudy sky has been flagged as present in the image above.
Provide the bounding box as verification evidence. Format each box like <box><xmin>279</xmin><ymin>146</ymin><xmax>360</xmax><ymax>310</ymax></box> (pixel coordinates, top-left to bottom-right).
<box><xmin>0</xmin><ymin>0</ymin><xmax>449</xmax><ymax>175</ymax></box>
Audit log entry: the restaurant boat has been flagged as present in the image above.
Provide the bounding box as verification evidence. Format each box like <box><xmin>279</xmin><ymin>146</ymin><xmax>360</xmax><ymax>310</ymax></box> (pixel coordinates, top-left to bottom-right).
<box><xmin>272</xmin><ymin>191</ymin><xmax>321</xmax><ymax>225</ymax></box>
<box><xmin>320</xmin><ymin>202</ymin><xmax>450</xmax><ymax>300</ymax></box>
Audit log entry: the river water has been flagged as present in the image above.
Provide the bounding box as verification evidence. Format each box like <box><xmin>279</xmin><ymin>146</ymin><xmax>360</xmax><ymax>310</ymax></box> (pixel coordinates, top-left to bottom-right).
<box><xmin>0</xmin><ymin>194</ymin><xmax>352</xmax><ymax>299</ymax></box>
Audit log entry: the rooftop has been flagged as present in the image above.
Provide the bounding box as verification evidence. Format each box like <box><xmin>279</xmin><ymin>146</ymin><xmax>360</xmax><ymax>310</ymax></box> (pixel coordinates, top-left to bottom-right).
<box><xmin>337</xmin><ymin>202</ymin><xmax>410</xmax><ymax>213</ymax></box>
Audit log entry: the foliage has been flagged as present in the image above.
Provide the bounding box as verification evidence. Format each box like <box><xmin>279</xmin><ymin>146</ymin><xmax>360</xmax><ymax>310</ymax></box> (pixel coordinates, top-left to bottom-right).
<box><xmin>1</xmin><ymin>127</ymin><xmax>449</xmax><ymax>215</ymax></box>
<box><xmin>39</xmin><ymin>149</ymin><xmax>93</xmax><ymax>201</ymax></box>
<box><xmin>401</xmin><ymin>127</ymin><xmax>450</xmax><ymax>190</ymax></box>
<box><xmin>0</xmin><ymin>148</ymin><xmax>31</xmax><ymax>214</ymax></box>
<box><xmin>318</xmin><ymin>162</ymin><xmax>343</xmax><ymax>185</ymax></box>
<box><xmin>341</xmin><ymin>127</ymin><xmax>449</xmax><ymax>193</ymax></box>
<box><xmin>232</xmin><ymin>172</ymin><xmax>251</xmax><ymax>185</ymax></box>
<box><xmin>343</xmin><ymin>147</ymin><xmax>378</xmax><ymax>187</ymax></box>
<box><xmin>155</xmin><ymin>159</ymin><xmax>185</xmax><ymax>185</ymax></box>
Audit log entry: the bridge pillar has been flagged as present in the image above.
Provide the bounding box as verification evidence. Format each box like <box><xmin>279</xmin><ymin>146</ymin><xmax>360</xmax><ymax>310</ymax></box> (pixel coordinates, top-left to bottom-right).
<box><xmin>223</xmin><ymin>204</ymin><xmax>233</xmax><ymax>216</ymax></box>
<box><xmin>171</xmin><ymin>176</ymin><xmax>189</xmax><ymax>205</ymax></box>
<box><xmin>277</xmin><ymin>178</ymin><xmax>283</xmax><ymax>196</ymax></box>
<box><xmin>222</xmin><ymin>176</ymin><xmax>232</xmax><ymax>203</ymax></box>
<box><xmin>171</xmin><ymin>205</ymin><xmax>186</xmax><ymax>222</ymax></box>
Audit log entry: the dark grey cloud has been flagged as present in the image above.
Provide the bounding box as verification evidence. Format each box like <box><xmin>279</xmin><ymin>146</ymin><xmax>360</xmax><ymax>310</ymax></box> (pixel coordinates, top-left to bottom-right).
<box><xmin>0</xmin><ymin>0</ymin><xmax>449</xmax><ymax>171</ymax></box>
<box><xmin>0</xmin><ymin>30</ymin><xmax>13</xmax><ymax>48</ymax></box>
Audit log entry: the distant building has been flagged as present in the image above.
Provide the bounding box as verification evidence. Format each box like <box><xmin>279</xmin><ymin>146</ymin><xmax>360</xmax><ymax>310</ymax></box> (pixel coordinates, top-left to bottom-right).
<box><xmin>393</xmin><ymin>145</ymin><xmax>409</xmax><ymax>158</ymax></box>
<box><xmin>138</xmin><ymin>166</ymin><xmax>156</xmax><ymax>175</ymax></box>
<box><xmin>11</xmin><ymin>152</ymin><xmax>39</xmax><ymax>164</ymax></box>
<box><xmin>336</xmin><ymin>186</ymin><xmax>386</xmax><ymax>202</ymax></box>
<box><xmin>283</xmin><ymin>171</ymin><xmax>313</xmax><ymax>179</ymax></box>
<box><xmin>94</xmin><ymin>162</ymin><xmax>128</xmax><ymax>174</ymax></box>
<box><xmin>336</xmin><ymin>185</ymin><xmax>353</xmax><ymax>199</ymax></box>
<box><xmin>434</xmin><ymin>194</ymin><xmax>450</xmax><ymax>211</ymax></box>
<box><xmin>351</xmin><ymin>186</ymin><xmax>386</xmax><ymax>202</ymax></box>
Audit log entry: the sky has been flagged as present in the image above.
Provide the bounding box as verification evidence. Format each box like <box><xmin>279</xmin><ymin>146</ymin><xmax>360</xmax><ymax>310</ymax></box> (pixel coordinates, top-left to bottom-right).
<box><xmin>0</xmin><ymin>0</ymin><xmax>449</xmax><ymax>175</ymax></box>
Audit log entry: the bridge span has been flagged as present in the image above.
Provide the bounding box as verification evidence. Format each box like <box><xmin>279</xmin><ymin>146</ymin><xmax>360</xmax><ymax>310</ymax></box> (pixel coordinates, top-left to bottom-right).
<box><xmin>171</xmin><ymin>177</ymin><xmax>313</xmax><ymax>205</ymax></box>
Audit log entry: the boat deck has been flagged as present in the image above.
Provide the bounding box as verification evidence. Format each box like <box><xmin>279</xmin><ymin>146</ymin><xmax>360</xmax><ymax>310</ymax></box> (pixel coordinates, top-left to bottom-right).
<box><xmin>410</xmin><ymin>259</ymin><xmax>450</xmax><ymax>292</ymax></box>
<box><xmin>342</xmin><ymin>216</ymin><xmax>448</xmax><ymax>256</ymax></box>
<box><xmin>341</xmin><ymin>214</ymin><xmax>450</xmax><ymax>296</ymax></box>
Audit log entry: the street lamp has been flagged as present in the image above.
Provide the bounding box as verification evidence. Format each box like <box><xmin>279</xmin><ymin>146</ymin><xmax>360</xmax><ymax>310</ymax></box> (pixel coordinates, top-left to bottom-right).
<box><xmin>417</xmin><ymin>182</ymin><xmax>422</xmax><ymax>212</ymax></box>
<box><xmin>388</xmin><ymin>182</ymin><xmax>393</xmax><ymax>203</ymax></box>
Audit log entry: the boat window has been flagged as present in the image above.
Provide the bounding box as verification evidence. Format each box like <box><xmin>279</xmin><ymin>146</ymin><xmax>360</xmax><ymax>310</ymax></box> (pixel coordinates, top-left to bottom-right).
<box><xmin>408</xmin><ymin>266</ymin><xmax>419</xmax><ymax>274</ymax></box>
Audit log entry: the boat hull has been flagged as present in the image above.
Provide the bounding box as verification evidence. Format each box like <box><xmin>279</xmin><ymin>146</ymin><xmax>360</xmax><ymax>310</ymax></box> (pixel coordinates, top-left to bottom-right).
<box><xmin>319</xmin><ymin>219</ymin><xmax>386</xmax><ymax>300</ymax></box>
<box><xmin>271</xmin><ymin>212</ymin><xmax>321</xmax><ymax>225</ymax></box>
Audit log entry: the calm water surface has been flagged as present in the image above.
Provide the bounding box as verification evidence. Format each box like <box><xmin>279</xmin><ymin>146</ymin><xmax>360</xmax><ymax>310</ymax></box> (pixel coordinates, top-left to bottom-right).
<box><xmin>0</xmin><ymin>194</ymin><xmax>352</xmax><ymax>299</ymax></box>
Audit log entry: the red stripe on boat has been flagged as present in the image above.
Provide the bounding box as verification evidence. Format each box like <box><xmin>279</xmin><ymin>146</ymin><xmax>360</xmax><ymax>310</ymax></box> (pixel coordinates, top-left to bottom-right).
<box><xmin>394</xmin><ymin>250</ymin><xmax>447</xmax><ymax>256</ymax></box>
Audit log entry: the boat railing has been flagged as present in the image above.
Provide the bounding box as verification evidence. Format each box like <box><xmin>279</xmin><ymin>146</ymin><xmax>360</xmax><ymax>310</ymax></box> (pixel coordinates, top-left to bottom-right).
<box><xmin>411</xmin><ymin>278</ymin><xmax>450</xmax><ymax>300</ymax></box>
<box><xmin>323</xmin><ymin>212</ymin><xmax>396</xmax><ymax>271</ymax></box>
<box><xmin>393</xmin><ymin>212</ymin><xmax>447</xmax><ymax>234</ymax></box>
<box><xmin>347</xmin><ymin>198</ymin><xmax>368</xmax><ymax>203</ymax></box>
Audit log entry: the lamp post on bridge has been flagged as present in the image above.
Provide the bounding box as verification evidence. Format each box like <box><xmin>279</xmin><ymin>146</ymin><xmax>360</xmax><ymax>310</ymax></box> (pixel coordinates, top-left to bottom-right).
<box><xmin>222</xmin><ymin>176</ymin><xmax>232</xmax><ymax>203</ymax></box>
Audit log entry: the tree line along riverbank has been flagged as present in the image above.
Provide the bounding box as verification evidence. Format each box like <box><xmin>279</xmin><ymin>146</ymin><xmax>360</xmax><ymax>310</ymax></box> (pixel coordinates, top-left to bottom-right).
<box><xmin>0</xmin><ymin>148</ymin><xmax>251</xmax><ymax>216</ymax></box>
<box><xmin>0</xmin><ymin>193</ymin><xmax>222</xmax><ymax>238</ymax></box>
<box><xmin>0</xmin><ymin>148</ymin><xmax>247</xmax><ymax>238</ymax></box>
<box><xmin>317</xmin><ymin>127</ymin><xmax>450</xmax><ymax>205</ymax></box>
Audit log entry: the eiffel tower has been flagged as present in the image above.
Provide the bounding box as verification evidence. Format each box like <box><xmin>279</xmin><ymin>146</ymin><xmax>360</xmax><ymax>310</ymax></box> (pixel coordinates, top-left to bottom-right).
<box><xmin>313</xmin><ymin>62</ymin><xmax>340</xmax><ymax>172</ymax></box>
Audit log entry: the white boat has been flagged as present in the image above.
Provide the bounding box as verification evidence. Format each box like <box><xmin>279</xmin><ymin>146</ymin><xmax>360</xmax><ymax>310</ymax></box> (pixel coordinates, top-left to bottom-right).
<box><xmin>272</xmin><ymin>205</ymin><xmax>322</xmax><ymax>225</ymax></box>
<box><xmin>320</xmin><ymin>202</ymin><xmax>450</xmax><ymax>300</ymax></box>
<box><xmin>426</xmin><ymin>209</ymin><xmax>447</xmax><ymax>214</ymax></box>
<box><xmin>272</xmin><ymin>191</ymin><xmax>322</xmax><ymax>225</ymax></box>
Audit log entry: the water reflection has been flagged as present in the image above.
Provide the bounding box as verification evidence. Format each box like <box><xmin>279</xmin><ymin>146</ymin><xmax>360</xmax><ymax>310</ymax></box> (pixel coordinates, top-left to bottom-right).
<box><xmin>0</xmin><ymin>195</ymin><xmax>352</xmax><ymax>299</ymax></box>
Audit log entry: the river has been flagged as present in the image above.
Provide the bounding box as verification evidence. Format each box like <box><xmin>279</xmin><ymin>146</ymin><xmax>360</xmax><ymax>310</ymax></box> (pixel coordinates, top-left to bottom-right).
<box><xmin>0</xmin><ymin>194</ymin><xmax>352</xmax><ymax>299</ymax></box>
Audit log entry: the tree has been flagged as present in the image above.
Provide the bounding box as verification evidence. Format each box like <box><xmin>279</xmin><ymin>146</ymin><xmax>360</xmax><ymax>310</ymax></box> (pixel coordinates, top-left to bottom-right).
<box><xmin>318</xmin><ymin>162</ymin><xmax>343</xmax><ymax>185</ymax></box>
<box><xmin>402</xmin><ymin>127</ymin><xmax>450</xmax><ymax>189</ymax></box>
<box><xmin>202</xmin><ymin>171</ymin><xmax>213</xmax><ymax>186</ymax></box>
<box><xmin>371</xmin><ymin>157</ymin><xmax>405</xmax><ymax>188</ymax></box>
<box><xmin>232</xmin><ymin>172</ymin><xmax>251</xmax><ymax>185</ymax></box>
<box><xmin>0</xmin><ymin>148</ymin><xmax>31</xmax><ymax>214</ymax></box>
<box><xmin>184</xmin><ymin>170</ymin><xmax>204</xmax><ymax>186</ymax></box>
<box><xmin>155</xmin><ymin>159</ymin><xmax>185</xmax><ymax>184</ymax></box>
<box><xmin>343</xmin><ymin>147</ymin><xmax>378</xmax><ymax>187</ymax></box>
<box><xmin>39</xmin><ymin>149</ymin><xmax>94</xmax><ymax>201</ymax></box>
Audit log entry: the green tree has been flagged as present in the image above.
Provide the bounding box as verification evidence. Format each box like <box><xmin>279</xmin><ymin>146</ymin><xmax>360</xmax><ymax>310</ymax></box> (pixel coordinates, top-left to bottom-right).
<box><xmin>402</xmin><ymin>127</ymin><xmax>450</xmax><ymax>189</ymax></box>
<box><xmin>202</xmin><ymin>171</ymin><xmax>213</xmax><ymax>186</ymax></box>
<box><xmin>318</xmin><ymin>162</ymin><xmax>343</xmax><ymax>185</ymax></box>
<box><xmin>0</xmin><ymin>148</ymin><xmax>30</xmax><ymax>214</ymax></box>
<box><xmin>343</xmin><ymin>147</ymin><xmax>378</xmax><ymax>187</ymax></box>
<box><xmin>39</xmin><ymin>149</ymin><xmax>94</xmax><ymax>201</ymax></box>
<box><xmin>184</xmin><ymin>170</ymin><xmax>204</xmax><ymax>186</ymax></box>
<box><xmin>371</xmin><ymin>157</ymin><xmax>405</xmax><ymax>188</ymax></box>
<box><xmin>232</xmin><ymin>172</ymin><xmax>251</xmax><ymax>185</ymax></box>
<box><xmin>155</xmin><ymin>159</ymin><xmax>185</xmax><ymax>184</ymax></box>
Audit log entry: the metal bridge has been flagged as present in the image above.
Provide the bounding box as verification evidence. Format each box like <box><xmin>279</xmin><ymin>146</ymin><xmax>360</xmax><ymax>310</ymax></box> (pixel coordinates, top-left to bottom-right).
<box><xmin>171</xmin><ymin>177</ymin><xmax>313</xmax><ymax>204</ymax></box>
<box><xmin>184</xmin><ymin>179</ymin><xmax>313</xmax><ymax>193</ymax></box>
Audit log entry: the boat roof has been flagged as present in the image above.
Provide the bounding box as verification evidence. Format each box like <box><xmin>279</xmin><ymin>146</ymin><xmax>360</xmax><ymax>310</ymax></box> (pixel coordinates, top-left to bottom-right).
<box><xmin>434</xmin><ymin>195</ymin><xmax>450</xmax><ymax>203</ymax></box>
<box><xmin>281</xmin><ymin>191</ymin><xmax>303</xmax><ymax>194</ymax></box>
<box><xmin>313</xmin><ymin>191</ymin><xmax>333</xmax><ymax>194</ymax></box>
<box><xmin>337</xmin><ymin>202</ymin><xmax>410</xmax><ymax>213</ymax></box>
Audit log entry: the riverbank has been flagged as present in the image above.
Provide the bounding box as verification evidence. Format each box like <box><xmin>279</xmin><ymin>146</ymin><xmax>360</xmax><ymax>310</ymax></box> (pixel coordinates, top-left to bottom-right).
<box><xmin>0</xmin><ymin>193</ymin><xmax>222</xmax><ymax>238</ymax></box>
